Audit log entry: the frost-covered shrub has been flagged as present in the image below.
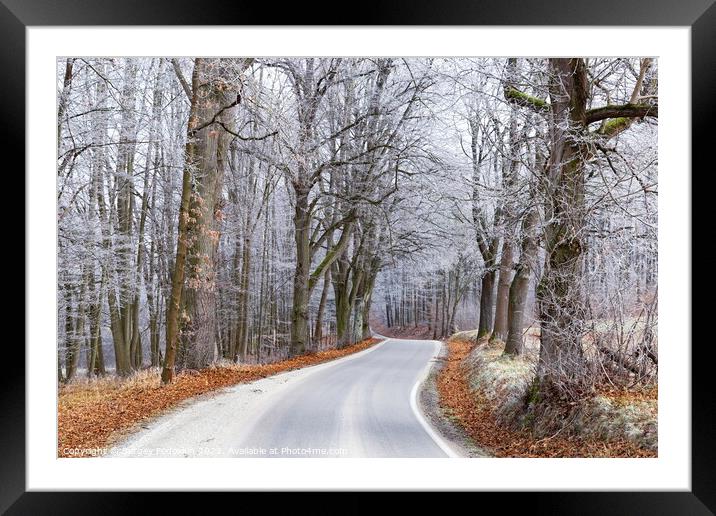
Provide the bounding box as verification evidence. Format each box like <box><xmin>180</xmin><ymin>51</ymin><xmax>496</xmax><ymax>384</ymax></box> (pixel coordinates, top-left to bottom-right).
<box><xmin>458</xmin><ymin>336</ymin><xmax>657</xmax><ymax>451</ymax></box>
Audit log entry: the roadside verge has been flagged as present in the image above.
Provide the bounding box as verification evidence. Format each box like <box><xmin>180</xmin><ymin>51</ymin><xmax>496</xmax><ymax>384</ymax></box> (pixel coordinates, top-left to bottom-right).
<box><xmin>436</xmin><ymin>333</ymin><xmax>657</xmax><ymax>458</ymax></box>
<box><xmin>416</xmin><ymin>340</ymin><xmax>490</xmax><ymax>458</ymax></box>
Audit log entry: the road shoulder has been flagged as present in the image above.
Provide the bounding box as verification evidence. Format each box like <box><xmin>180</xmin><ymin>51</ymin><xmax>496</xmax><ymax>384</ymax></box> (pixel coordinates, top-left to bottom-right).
<box><xmin>418</xmin><ymin>341</ymin><xmax>491</xmax><ymax>458</ymax></box>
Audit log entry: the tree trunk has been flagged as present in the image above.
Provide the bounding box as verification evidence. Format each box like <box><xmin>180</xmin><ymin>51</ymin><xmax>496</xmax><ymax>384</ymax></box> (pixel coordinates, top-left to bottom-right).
<box><xmin>360</xmin><ymin>271</ymin><xmax>377</xmax><ymax>340</ymax></box>
<box><xmin>492</xmin><ymin>69</ymin><xmax>521</xmax><ymax>344</ymax></box>
<box><xmin>504</xmin><ymin>206</ymin><xmax>540</xmax><ymax>356</ymax></box>
<box><xmin>161</xmin><ymin>118</ymin><xmax>193</xmax><ymax>382</ymax></box>
<box><xmin>237</xmin><ymin>235</ymin><xmax>252</xmax><ymax>361</ymax></box>
<box><xmin>470</xmin><ymin>117</ymin><xmax>501</xmax><ymax>341</ymax></box>
<box><xmin>334</xmin><ymin>275</ymin><xmax>354</xmax><ymax>348</ymax></box>
<box><xmin>89</xmin><ymin>61</ymin><xmax>132</xmax><ymax>377</ymax></box>
<box><xmin>290</xmin><ymin>185</ymin><xmax>311</xmax><ymax>356</ymax></box>
<box><xmin>88</xmin><ymin>270</ymin><xmax>106</xmax><ymax>376</ymax></box>
<box><xmin>116</xmin><ymin>61</ymin><xmax>140</xmax><ymax>372</ymax></box>
<box><xmin>313</xmin><ymin>268</ymin><xmax>331</xmax><ymax>348</ymax></box>
<box><xmin>183</xmin><ymin>59</ymin><xmax>245</xmax><ymax>369</ymax></box>
<box><xmin>163</xmin><ymin>58</ymin><xmax>252</xmax><ymax>382</ymax></box>
<box><xmin>61</xmin><ymin>283</ymin><xmax>74</xmax><ymax>381</ymax></box>
<box><xmin>57</xmin><ymin>58</ymin><xmax>74</xmax><ymax>153</ymax></box>
<box><xmin>491</xmin><ymin>240</ymin><xmax>514</xmax><ymax>343</ymax></box>
<box><xmin>67</xmin><ymin>266</ymin><xmax>91</xmax><ymax>381</ymax></box>
<box><xmin>477</xmin><ymin>269</ymin><xmax>496</xmax><ymax>338</ymax></box>
<box><xmin>96</xmin><ymin>166</ymin><xmax>131</xmax><ymax>375</ymax></box>
<box><xmin>536</xmin><ymin>58</ymin><xmax>590</xmax><ymax>392</ymax></box>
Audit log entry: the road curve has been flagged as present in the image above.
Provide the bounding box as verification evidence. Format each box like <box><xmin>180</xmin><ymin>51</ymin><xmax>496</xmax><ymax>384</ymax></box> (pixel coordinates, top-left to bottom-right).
<box><xmin>109</xmin><ymin>339</ymin><xmax>451</xmax><ymax>458</ymax></box>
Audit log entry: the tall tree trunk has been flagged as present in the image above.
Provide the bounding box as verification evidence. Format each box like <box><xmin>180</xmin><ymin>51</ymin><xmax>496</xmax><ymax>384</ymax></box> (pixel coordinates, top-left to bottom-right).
<box><xmin>66</xmin><ymin>265</ymin><xmax>91</xmax><ymax>381</ymax></box>
<box><xmin>332</xmin><ymin>226</ymin><xmax>366</xmax><ymax>348</ymax></box>
<box><xmin>470</xmin><ymin>118</ymin><xmax>501</xmax><ymax>340</ymax></box>
<box><xmin>536</xmin><ymin>58</ymin><xmax>590</xmax><ymax>392</ymax></box>
<box><xmin>163</xmin><ymin>58</ymin><xmax>252</xmax><ymax>382</ymax></box>
<box><xmin>492</xmin><ymin>67</ymin><xmax>521</xmax><ymax>343</ymax></box>
<box><xmin>106</xmin><ymin>271</ymin><xmax>131</xmax><ymax>375</ymax></box>
<box><xmin>334</xmin><ymin>271</ymin><xmax>356</xmax><ymax>348</ymax></box>
<box><xmin>96</xmin><ymin>166</ymin><xmax>131</xmax><ymax>376</ymax></box>
<box><xmin>228</xmin><ymin>236</ymin><xmax>243</xmax><ymax>361</ymax></box>
<box><xmin>360</xmin><ymin>268</ymin><xmax>378</xmax><ymax>340</ymax></box>
<box><xmin>385</xmin><ymin>291</ymin><xmax>393</xmax><ymax>328</ymax></box>
<box><xmin>116</xmin><ymin>60</ymin><xmax>139</xmax><ymax>372</ymax></box>
<box><xmin>313</xmin><ymin>268</ymin><xmax>331</xmax><ymax>348</ymax></box>
<box><xmin>88</xmin><ymin>270</ymin><xmax>106</xmax><ymax>376</ymax></box>
<box><xmin>62</xmin><ymin>283</ymin><xmax>74</xmax><ymax>381</ymax></box>
<box><xmin>504</xmin><ymin>206</ymin><xmax>540</xmax><ymax>356</ymax></box>
<box><xmin>492</xmin><ymin>241</ymin><xmax>514</xmax><ymax>343</ymax></box>
<box><xmin>129</xmin><ymin>180</ymin><xmax>147</xmax><ymax>370</ymax></box>
<box><xmin>89</xmin><ymin>60</ymin><xmax>131</xmax><ymax>376</ymax></box>
<box><xmin>129</xmin><ymin>59</ymin><xmax>164</xmax><ymax>370</ymax></box>
<box><xmin>162</xmin><ymin>144</ymin><xmax>191</xmax><ymax>383</ymax></box>
<box><xmin>289</xmin><ymin>185</ymin><xmax>311</xmax><ymax>356</ymax></box>
<box><xmin>477</xmin><ymin>269</ymin><xmax>496</xmax><ymax>338</ymax></box>
<box><xmin>237</xmin><ymin>234</ymin><xmax>252</xmax><ymax>361</ymax></box>
<box><xmin>145</xmin><ymin>234</ymin><xmax>161</xmax><ymax>367</ymax></box>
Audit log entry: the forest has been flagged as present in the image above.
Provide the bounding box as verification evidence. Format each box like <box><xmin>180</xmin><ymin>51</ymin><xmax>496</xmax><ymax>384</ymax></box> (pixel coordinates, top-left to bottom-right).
<box><xmin>57</xmin><ymin>56</ymin><xmax>658</xmax><ymax>404</ymax></box>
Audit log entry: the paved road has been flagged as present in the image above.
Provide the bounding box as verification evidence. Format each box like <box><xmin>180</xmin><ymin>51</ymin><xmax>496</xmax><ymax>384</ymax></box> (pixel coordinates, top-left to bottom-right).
<box><xmin>109</xmin><ymin>339</ymin><xmax>452</xmax><ymax>458</ymax></box>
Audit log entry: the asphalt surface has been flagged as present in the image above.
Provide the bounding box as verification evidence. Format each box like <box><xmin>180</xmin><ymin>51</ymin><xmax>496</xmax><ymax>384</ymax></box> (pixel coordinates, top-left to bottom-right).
<box><xmin>109</xmin><ymin>338</ymin><xmax>452</xmax><ymax>458</ymax></box>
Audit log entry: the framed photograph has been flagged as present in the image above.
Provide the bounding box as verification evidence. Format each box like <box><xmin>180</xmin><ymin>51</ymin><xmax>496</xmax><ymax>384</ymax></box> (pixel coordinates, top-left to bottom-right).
<box><xmin>11</xmin><ymin>0</ymin><xmax>710</xmax><ymax>511</ymax></box>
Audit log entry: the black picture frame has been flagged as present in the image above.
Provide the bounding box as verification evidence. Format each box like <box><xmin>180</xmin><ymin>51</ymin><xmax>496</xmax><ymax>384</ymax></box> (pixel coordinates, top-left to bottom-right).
<box><xmin>8</xmin><ymin>0</ymin><xmax>710</xmax><ymax>512</ymax></box>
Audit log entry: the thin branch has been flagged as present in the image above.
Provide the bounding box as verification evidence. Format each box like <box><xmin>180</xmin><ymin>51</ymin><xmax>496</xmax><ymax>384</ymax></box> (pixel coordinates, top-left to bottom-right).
<box><xmin>170</xmin><ymin>58</ymin><xmax>192</xmax><ymax>100</ymax></box>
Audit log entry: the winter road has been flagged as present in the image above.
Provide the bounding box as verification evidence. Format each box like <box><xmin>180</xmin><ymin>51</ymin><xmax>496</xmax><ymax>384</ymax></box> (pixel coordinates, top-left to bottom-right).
<box><xmin>108</xmin><ymin>338</ymin><xmax>455</xmax><ymax>458</ymax></box>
